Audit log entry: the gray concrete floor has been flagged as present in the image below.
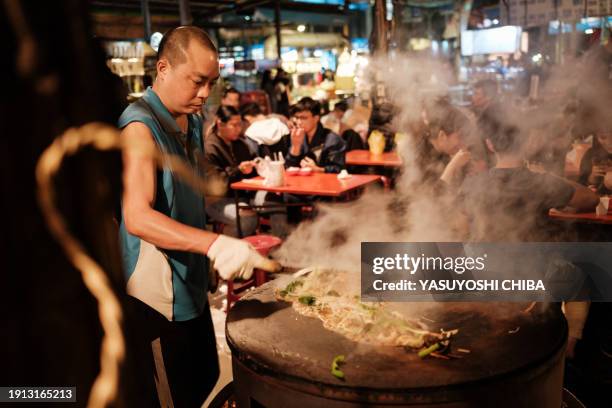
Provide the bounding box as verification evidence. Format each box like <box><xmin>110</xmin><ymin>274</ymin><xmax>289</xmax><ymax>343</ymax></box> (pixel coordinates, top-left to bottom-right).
<box><xmin>203</xmin><ymin>284</ymin><xmax>233</xmax><ymax>408</ymax></box>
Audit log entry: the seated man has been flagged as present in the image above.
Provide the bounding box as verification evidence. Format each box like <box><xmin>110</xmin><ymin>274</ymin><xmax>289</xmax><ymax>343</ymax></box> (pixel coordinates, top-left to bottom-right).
<box><xmin>425</xmin><ymin>106</ymin><xmax>488</xmax><ymax>189</ymax></box>
<box><xmin>321</xmin><ymin>99</ymin><xmax>348</xmax><ymax>135</ymax></box>
<box><xmin>221</xmin><ymin>86</ymin><xmax>241</xmax><ymax>110</ymax></box>
<box><xmin>203</xmin><ymin>105</ymin><xmax>258</xmax><ymax>237</ymax></box>
<box><xmin>460</xmin><ymin>121</ymin><xmax>599</xmax><ymax>242</ymax></box>
<box><xmin>286</xmin><ymin>97</ymin><xmax>346</xmax><ymax>173</ymax></box>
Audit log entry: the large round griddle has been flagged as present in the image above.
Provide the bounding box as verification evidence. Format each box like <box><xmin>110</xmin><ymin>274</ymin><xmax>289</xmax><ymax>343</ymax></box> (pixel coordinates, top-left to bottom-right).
<box><xmin>226</xmin><ymin>281</ymin><xmax>567</xmax><ymax>390</ymax></box>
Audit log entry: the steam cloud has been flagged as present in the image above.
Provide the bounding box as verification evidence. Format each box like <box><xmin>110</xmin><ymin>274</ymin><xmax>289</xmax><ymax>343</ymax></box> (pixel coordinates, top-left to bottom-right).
<box><xmin>274</xmin><ymin>48</ymin><xmax>611</xmax><ymax>271</ymax></box>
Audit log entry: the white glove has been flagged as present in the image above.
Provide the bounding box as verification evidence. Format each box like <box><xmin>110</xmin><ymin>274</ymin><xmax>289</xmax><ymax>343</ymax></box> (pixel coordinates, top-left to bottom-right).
<box><xmin>207</xmin><ymin>235</ymin><xmax>279</xmax><ymax>281</ymax></box>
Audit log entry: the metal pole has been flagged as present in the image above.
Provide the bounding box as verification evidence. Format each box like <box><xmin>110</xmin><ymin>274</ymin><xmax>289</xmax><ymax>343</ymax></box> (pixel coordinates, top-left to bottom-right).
<box><xmin>178</xmin><ymin>0</ymin><xmax>192</xmax><ymax>25</ymax></box>
<box><xmin>456</xmin><ymin>1</ymin><xmax>472</xmax><ymax>82</ymax></box>
<box><xmin>274</xmin><ymin>0</ymin><xmax>282</xmax><ymax>62</ymax></box>
<box><xmin>374</xmin><ymin>0</ymin><xmax>387</xmax><ymax>54</ymax></box>
<box><xmin>141</xmin><ymin>0</ymin><xmax>151</xmax><ymax>41</ymax></box>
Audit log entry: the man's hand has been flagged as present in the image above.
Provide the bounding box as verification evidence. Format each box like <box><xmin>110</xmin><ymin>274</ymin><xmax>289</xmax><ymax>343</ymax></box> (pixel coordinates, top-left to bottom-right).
<box><xmin>238</xmin><ymin>160</ymin><xmax>254</xmax><ymax>174</ymax></box>
<box><xmin>207</xmin><ymin>235</ymin><xmax>280</xmax><ymax>281</ymax></box>
<box><xmin>290</xmin><ymin>126</ymin><xmax>305</xmax><ymax>156</ymax></box>
<box><xmin>440</xmin><ymin>149</ymin><xmax>471</xmax><ymax>184</ymax></box>
<box><xmin>300</xmin><ymin>157</ymin><xmax>324</xmax><ymax>172</ymax></box>
<box><xmin>589</xmin><ymin>164</ymin><xmax>608</xmax><ymax>185</ymax></box>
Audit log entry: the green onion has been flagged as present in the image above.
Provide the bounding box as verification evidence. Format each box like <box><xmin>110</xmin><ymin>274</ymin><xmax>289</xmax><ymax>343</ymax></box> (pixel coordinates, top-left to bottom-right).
<box><xmin>284</xmin><ymin>280</ymin><xmax>303</xmax><ymax>293</ymax></box>
<box><xmin>298</xmin><ymin>295</ymin><xmax>316</xmax><ymax>306</ymax></box>
<box><xmin>331</xmin><ymin>355</ymin><xmax>345</xmax><ymax>379</ymax></box>
<box><xmin>418</xmin><ymin>343</ymin><xmax>440</xmax><ymax>358</ymax></box>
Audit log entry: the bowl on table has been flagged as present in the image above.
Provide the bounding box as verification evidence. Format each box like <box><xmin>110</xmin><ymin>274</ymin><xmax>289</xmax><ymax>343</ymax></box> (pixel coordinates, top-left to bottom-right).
<box><xmin>286</xmin><ymin>167</ymin><xmax>300</xmax><ymax>176</ymax></box>
<box><xmin>298</xmin><ymin>167</ymin><xmax>313</xmax><ymax>176</ymax></box>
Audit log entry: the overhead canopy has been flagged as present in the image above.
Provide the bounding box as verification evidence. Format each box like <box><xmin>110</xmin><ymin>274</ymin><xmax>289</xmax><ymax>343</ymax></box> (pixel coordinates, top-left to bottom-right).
<box><xmin>264</xmin><ymin>31</ymin><xmax>348</xmax><ymax>57</ymax></box>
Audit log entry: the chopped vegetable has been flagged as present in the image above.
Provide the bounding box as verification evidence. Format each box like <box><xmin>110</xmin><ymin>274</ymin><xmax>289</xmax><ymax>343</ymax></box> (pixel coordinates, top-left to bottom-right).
<box><xmin>359</xmin><ymin>302</ymin><xmax>378</xmax><ymax>312</ymax></box>
<box><xmin>418</xmin><ymin>343</ymin><xmax>440</xmax><ymax>358</ymax></box>
<box><xmin>457</xmin><ymin>348</ymin><xmax>471</xmax><ymax>354</ymax></box>
<box><xmin>284</xmin><ymin>280</ymin><xmax>304</xmax><ymax>293</ymax></box>
<box><xmin>298</xmin><ymin>295</ymin><xmax>316</xmax><ymax>306</ymax></box>
<box><xmin>327</xmin><ymin>290</ymin><xmax>340</xmax><ymax>297</ymax></box>
<box><xmin>430</xmin><ymin>352</ymin><xmax>451</xmax><ymax>360</ymax></box>
<box><xmin>508</xmin><ymin>327</ymin><xmax>520</xmax><ymax>334</ymax></box>
<box><xmin>331</xmin><ymin>355</ymin><xmax>345</xmax><ymax>379</ymax></box>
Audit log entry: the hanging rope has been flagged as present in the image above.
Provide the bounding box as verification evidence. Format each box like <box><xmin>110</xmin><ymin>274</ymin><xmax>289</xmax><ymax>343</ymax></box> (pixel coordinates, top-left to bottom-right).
<box><xmin>35</xmin><ymin>122</ymin><xmax>221</xmax><ymax>407</ymax></box>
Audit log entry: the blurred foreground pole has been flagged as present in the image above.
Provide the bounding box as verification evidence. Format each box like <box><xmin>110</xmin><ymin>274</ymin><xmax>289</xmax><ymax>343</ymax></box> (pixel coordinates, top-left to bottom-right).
<box><xmin>0</xmin><ymin>1</ymin><xmax>141</xmax><ymax>406</ymax></box>
<box><xmin>370</xmin><ymin>0</ymin><xmax>388</xmax><ymax>104</ymax></box>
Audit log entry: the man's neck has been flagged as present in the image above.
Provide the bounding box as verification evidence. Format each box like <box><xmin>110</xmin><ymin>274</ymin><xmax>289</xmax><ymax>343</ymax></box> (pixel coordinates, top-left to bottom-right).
<box><xmin>306</xmin><ymin>123</ymin><xmax>318</xmax><ymax>142</ymax></box>
<box><xmin>153</xmin><ymin>83</ymin><xmax>184</xmax><ymax>117</ymax></box>
<box><xmin>152</xmin><ymin>82</ymin><xmax>188</xmax><ymax>132</ymax></box>
<box><xmin>217</xmin><ymin>131</ymin><xmax>232</xmax><ymax>146</ymax></box>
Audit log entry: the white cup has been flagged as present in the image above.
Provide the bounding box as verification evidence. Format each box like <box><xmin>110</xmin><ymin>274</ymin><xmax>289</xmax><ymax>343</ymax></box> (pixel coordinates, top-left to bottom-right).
<box><xmin>596</xmin><ymin>196</ymin><xmax>610</xmax><ymax>216</ymax></box>
<box><xmin>263</xmin><ymin>161</ymin><xmax>285</xmax><ymax>187</ymax></box>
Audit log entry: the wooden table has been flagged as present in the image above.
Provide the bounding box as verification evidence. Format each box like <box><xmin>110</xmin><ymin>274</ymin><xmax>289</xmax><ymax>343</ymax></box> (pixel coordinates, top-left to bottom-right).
<box><xmin>345</xmin><ymin>150</ymin><xmax>402</xmax><ymax>167</ymax></box>
<box><xmin>549</xmin><ymin>208</ymin><xmax>612</xmax><ymax>225</ymax></box>
<box><xmin>230</xmin><ymin>173</ymin><xmax>381</xmax><ymax>236</ymax></box>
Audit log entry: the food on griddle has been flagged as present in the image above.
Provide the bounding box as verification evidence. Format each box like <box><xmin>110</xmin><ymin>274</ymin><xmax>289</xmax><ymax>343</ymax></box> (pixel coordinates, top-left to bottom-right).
<box><xmin>331</xmin><ymin>354</ymin><xmax>346</xmax><ymax>379</ymax></box>
<box><xmin>418</xmin><ymin>342</ymin><xmax>440</xmax><ymax>358</ymax></box>
<box><xmin>276</xmin><ymin>269</ymin><xmax>456</xmax><ymax>348</ymax></box>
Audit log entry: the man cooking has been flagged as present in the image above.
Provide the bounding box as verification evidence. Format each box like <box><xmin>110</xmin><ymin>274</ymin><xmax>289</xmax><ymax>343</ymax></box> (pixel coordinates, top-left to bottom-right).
<box><xmin>118</xmin><ymin>26</ymin><xmax>277</xmax><ymax>407</ymax></box>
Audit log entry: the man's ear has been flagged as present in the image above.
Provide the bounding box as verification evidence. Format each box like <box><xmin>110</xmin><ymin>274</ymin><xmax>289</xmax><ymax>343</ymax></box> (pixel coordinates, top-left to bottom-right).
<box><xmin>485</xmin><ymin>138</ymin><xmax>496</xmax><ymax>153</ymax></box>
<box><xmin>156</xmin><ymin>58</ymin><xmax>170</xmax><ymax>80</ymax></box>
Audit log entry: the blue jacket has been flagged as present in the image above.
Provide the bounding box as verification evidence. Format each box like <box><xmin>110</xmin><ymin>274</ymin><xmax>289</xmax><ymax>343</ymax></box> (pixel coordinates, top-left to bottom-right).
<box><xmin>285</xmin><ymin>123</ymin><xmax>346</xmax><ymax>173</ymax></box>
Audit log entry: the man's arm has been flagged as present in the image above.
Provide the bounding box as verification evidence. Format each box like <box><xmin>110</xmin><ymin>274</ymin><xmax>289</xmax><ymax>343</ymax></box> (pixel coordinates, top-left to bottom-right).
<box><xmin>285</xmin><ymin>127</ymin><xmax>305</xmax><ymax>167</ymax></box>
<box><xmin>321</xmin><ymin>133</ymin><xmax>346</xmax><ymax>173</ymax></box>
<box><xmin>547</xmin><ymin>173</ymin><xmax>600</xmax><ymax>211</ymax></box>
<box><xmin>121</xmin><ymin>122</ymin><xmax>219</xmax><ymax>254</ymax></box>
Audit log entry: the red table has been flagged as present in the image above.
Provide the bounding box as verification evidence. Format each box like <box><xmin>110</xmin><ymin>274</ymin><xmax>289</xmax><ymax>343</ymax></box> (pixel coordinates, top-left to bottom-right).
<box><xmin>230</xmin><ymin>173</ymin><xmax>382</xmax><ymax>236</ymax></box>
<box><xmin>231</xmin><ymin>173</ymin><xmax>382</xmax><ymax>197</ymax></box>
<box><xmin>549</xmin><ymin>208</ymin><xmax>612</xmax><ymax>225</ymax></box>
<box><xmin>345</xmin><ymin>150</ymin><xmax>402</xmax><ymax>167</ymax></box>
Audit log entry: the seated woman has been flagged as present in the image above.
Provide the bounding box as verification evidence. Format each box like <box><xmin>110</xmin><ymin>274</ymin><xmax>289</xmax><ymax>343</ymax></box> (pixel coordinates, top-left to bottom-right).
<box><xmin>203</xmin><ymin>105</ymin><xmax>258</xmax><ymax>237</ymax></box>
<box><xmin>424</xmin><ymin>106</ymin><xmax>488</xmax><ymax>189</ymax></box>
<box><xmin>579</xmin><ymin>123</ymin><xmax>612</xmax><ymax>194</ymax></box>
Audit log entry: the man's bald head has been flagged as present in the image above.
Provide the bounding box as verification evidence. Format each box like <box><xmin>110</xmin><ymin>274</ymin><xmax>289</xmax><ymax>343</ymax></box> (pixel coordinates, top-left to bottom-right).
<box><xmin>157</xmin><ymin>26</ymin><xmax>217</xmax><ymax>65</ymax></box>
